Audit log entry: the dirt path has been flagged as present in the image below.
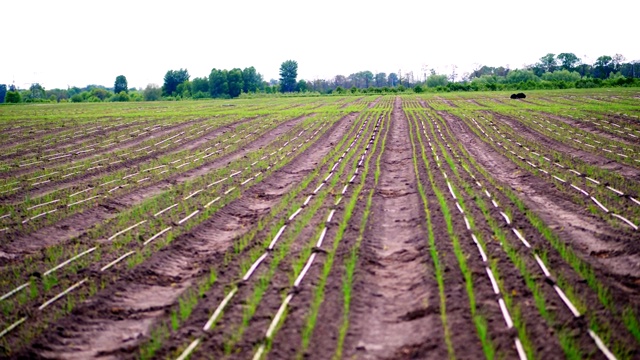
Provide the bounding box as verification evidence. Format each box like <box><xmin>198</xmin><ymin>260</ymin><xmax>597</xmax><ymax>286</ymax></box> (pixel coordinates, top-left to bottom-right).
<box><xmin>343</xmin><ymin>98</ymin><xmax>445</xmax><ymax>359</ymax></box>
<box><xmin>18</xmin><ymin>112</ymin><xmax>358</xmax><ymax>359</ymax></box>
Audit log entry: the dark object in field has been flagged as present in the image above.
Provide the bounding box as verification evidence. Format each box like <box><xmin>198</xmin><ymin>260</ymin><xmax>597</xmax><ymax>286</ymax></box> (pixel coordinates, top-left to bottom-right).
<box><xmin>510</xmin><ymin>94</ymin><xmax>518</xmax><ymax>99</ymax></box>
<box><xmin>510</xmin><ymin>93</ymin><xmax>526</xmax><ymax>99</ymax></box>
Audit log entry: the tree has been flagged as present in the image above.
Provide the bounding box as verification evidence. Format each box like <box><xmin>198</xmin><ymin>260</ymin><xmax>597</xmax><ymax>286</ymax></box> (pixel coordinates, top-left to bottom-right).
<box><xmin>114</xmin><ymin>75</ymin><xmax>128</xmax><ymax>93</ymax></box>
<box><xmin>505</xmin><ymin>69</ymin><xmax>540</xmax><ymax>83</ymax></box>
<box><xmin>5</xmin><ymin>90</ymin><xmax>21</xmax><ymax>103</ymax></box>
<box><xmin>375</xmin><ymin>72</ymin><xmax>386</xmax><ymax>87</ymax></box>
<box><xmin>279</xmin><ymin>60</ymin><xmax>298</xmax><ymax>92</ymax></box>
<box><xmin>387</xmin><ymin>73</ymin><xmax>398</xmax><ymax>87</ymax></box>
<box><xmin>111</xmin><ymin>91</ymin><xmax>130</xmax><ymax>102</ymax></box>
<box><xmin>242</xmin><ymin>67</ymin><xmax>263</xmax><ymax>93</ymax></box>
<box><xmin>191</xmin><ymin>77</ymin><xmax>209</xmax><ymax>95</ymax></box>
<box><xmin>0</xmin><ymin>84</ymin><xmax>6</xmax><ymax>103</ymax></box>
<box><xmin>28</xmin><ymin>83</ymin><xmax>46</xmax><ymax>100</ymax></box>
<box><xmin>539</xmin><ymin>53</ymin><xmax>557</xmax><ymax>72</ymax></box>
<box><xmin>209</xmin><ymin>69</ymin><xmax>229</xmax><ymax>98</ymax></box>
<box><xmin>91</xmin><ymin>88</ymin><xmax>109</xmax><ymax>101</ymax></box>
<box><xmin>143</xmin><ymin>84</ymin><xmax>162</xmax><ymax>101</ymax></box>
<box><xmin>163</xmin><ymin>69</ymin><xmax>190</xmax><ymax>96</ymax></box>
<box><xmin>594</xmin><ymin>55</ymin><xmax>613</xmax><ymax>78</ymax></box>
<box><xmin>541</xmin><ymin>70</ymin><xmax>581</xmax><ymax>82</ymax></box>
<box><xmin>557</xmin><ymin>53</ymin><xmax>580</xmax><ymax>71</ymax></box>
<box><xmin>296</xmin><ymin>80</ymin><xmax>308</xmax><ymax>92</ymax></box>
<box><xmin>426</xmin><ymin>74</ymin><xmax>448</xmax><ymax>88</ymax></box>
<box><xmin>612</xmin><ymin>54</ymin><xmax>626</xmax><ymax>71</ymax></box>
<box><xmin>227</xmin><ymin>68</ymin><xmax>244</xmax><ymax>98</ymax></box>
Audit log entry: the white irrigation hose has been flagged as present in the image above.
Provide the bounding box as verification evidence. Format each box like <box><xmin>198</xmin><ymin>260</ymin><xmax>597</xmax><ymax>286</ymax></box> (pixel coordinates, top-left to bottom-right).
<box><xmin>514</xmin><ymin>338</ymin><xmax>528</xmax><ymax>360</ymax></box>
<box><xmin>288</xmin><ymin>208</ymin><xmax>302</xmax><ymax>222</ymax></box>
<box><xmin>0</xmin><ymin>317</ymin><xmax>27</xmax><ymax>339</ymax></box>
<box><xmin>178</xmin><ymin>210</ymin><xmax>200</xmax><ymax>225</ymax></box>
<box><xmin>144</xmin><ymin>227</ymin><xmax>172</xmax><ymax>246</ymax></box>
<box><xmin>67</xmin><ymin>195</ymin><xmax>102</xmax><ymax>207</ymax></box>
<box><xmin>498</xmin><ymin>298</ymin><xmax>514</xmax><ymax>328</ymax></box>
<box><xmin>100</xmin><ymin>251</ymin><xmax>136</xmax><ymax>272</ymax></box>
<box><xmin>265</xmin><ymin>294</ymin><xmax>293</xmax><ymax>339</ymax></box>
<box><xmin>154</xmin><ymin>204</ymin><xmax>178</xmax><ymax>217</ymax></box>
<box><xmin>184</xmin><ymin>189</ymin><xmax>203</xmax><ymax>200</ymax></box>
<box><xmin>294</xmin><ymin>253</ymin><xmax>316</xmax><ymax>287</ymax></box>
<box><xmin>0</xmin><ymin>283</ymin><xmax>30</xmax><ymax>302</ymax></box>
<box><xmin>203</xmin><ymin>287</ymin><xmax>238</xmax><ymax>331</ymax></box>
<box><xmin>175</xmin><ymin>338</ymin><xmax>201</xmax><ymax>360</ymax></box>
<box><xmin>38</xmin><ymin>278</ymin><xmax>88</xmax><ymax>310</ymax></box>
<box><xmin>533</xmin><ymin>254</ymin><xmax>551</xmax><ymax>277</ymax></box>
<box><xmin>511</xmin><ymin>229</ymin><xmax>531</xmax><ymax>248</ymax></box>
<box><xmin>553</xmin><ymin>285</ymin><xmax>581</xmax><ymax>317</ymax></box>
<box><xmin>486</xmin><ymin>267</ymin><xmax>500</xmax><ymax>294</ymax></box>
<box><xmin>108</xmin><ymin>221</ymin><xmax>147</xmax><ymax>241</ymax></box>
<box><xmin>588</xmin><ymin>329</ymin><xmax>617</xmax><ymax>360</ymax></box>
<box><xmin>326</xmin><ymin>209</ymin><xmax>336</xmax><ymax>223</ymax></box>
<box><xmin>243</xmin><ymin>253</ymin><xmax>269</xmax><ymax>281</ymax></box>
<box><xmin>44</xmin><ymin>247</ymin><xmax>97</xmax><ymax>276</ymax></box>
<box><xmin>268</xmin><ymin>226</ymin><xmax>287</xmax><ymax>250</ymax></box>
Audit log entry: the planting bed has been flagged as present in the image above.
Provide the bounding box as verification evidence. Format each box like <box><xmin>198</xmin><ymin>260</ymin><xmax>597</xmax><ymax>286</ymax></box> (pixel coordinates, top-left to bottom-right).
<box><xmin>1</xmin><ymin>90</ymin><xmax>639</xmax><ymax>359</ymax></box>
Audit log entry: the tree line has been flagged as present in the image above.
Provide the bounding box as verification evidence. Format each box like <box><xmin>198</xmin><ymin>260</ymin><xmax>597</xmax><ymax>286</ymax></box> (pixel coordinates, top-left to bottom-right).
<box><xmin>1</xmin><ymin>53</ymin><xmax>639</xmax><ymax>103</ymax></box>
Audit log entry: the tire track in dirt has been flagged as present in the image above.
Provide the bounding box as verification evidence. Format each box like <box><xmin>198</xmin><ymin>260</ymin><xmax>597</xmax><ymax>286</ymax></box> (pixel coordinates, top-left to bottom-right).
<box><xmin>0</xmin><ymin>115</ymin><xmax>310</xmax><ymax>265</ymax></box>
<box><xmin>343</xmin><ymin>98</ymin><xmax>447</xmax><ymax>359</ymax></box>
<box><xmin>18</xmin><ymin>112</ymin><xmax>358</xmax><ymax>359</ymax></box>
<box><xmin>439</xmin><ymin>110</ymin><xmax>640</xmax><ymax>289</ymax></box>
<box><xmin>487</xmin><ymin>111</ymin><xmax>640</xmax><ymax>181</ymax></box>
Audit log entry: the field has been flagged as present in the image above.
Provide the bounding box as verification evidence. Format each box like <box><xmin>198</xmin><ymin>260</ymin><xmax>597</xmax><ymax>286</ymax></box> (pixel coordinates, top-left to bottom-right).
<box><xmin>0</xmin><ymin>89</ymin><xmax>639</xmax><ymax>359</ymax></box>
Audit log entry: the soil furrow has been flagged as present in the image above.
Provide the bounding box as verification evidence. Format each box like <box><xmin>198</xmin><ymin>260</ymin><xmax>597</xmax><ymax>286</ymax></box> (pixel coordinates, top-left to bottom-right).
<box><xmin>486</xmin><ymin>111</ymin><xmax>640</xmax><ymax>180</ymax></box>
<box><xmin>439</xmin><ymin>110</ymin><xmax>640</xmax><ymax>294</ymax></box>
<box><xmin>17</xmin><ymin>112</ymin><xmax>357</xmax><ymax>359</ymax></box>
<box><xmin>0</xmin><ymin>115</ymin><xmax>312</xmax><ymax>266</ymax></box>
<box><xmin>343</xmin><ymin>98</ymin><xmax>446</xmax><ymax>359</ymax></box>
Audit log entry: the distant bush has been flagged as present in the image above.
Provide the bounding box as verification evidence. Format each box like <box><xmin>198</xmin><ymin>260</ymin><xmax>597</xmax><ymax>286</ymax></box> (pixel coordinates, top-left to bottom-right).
<box><xmin>5</xmin><ymin>91</ymin><xmax>21</xmax><ymax>103</ymax></box>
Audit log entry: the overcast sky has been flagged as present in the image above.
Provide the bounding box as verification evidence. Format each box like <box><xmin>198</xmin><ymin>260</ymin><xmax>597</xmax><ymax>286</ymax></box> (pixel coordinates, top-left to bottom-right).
<box><xmin>4</xmin><ymin>0</ymin><xmax>639</xmax><ymax>90</ymax></box>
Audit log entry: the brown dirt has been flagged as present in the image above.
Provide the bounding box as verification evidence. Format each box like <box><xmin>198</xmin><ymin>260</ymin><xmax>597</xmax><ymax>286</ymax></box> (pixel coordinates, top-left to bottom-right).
<box><xmin>0</xmin><ymin>119</ymin><xmax>204</xmax><ymax>180</ymax></box>
<box><xmin>0</xmin><ymin>115</ymin><xmax>311</xmax><ymax>266</ymax></box>
<box><xmin>538</xmin><ymin>111</ymin><xmax>639</xmax><ymax>146</ymax></box>
<box><xmin>487</xmin><ymin>111</ymin><xmax>640</xmax><ymax>181</ymax></box>
<box><xmin>16</xmin><ymin>111</ymin><xmax>358</xmax><ymax>359</ymax></box>
<box><xmin>0</xmin><ymin>117</ymin><xmax>257</xmax><ymax>204</ymax></box>
<box><xmin>439</xmin><ymin>109</ymin><xmax>640</xmax><ymax>293</ymax></box>
<box><xmin>343</xmin><ymin>98</ymin><xmax>450</xmax><ymax>359</ymax></box>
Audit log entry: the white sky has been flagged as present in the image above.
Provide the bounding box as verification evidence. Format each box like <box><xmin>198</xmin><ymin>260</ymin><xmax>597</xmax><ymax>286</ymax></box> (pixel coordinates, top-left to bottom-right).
<box><xmin>3</xmin><ymin>0</ymin><xmax>639</xmax><ymax>89</ymax></box>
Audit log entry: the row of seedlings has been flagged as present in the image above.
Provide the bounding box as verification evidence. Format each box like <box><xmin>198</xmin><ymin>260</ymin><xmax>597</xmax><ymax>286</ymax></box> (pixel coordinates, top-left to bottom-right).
<box><xmin>404</xmin><ymin>103</ymin><xmax>528</xmax><ymax>359</ymax></box>
<box><xmin>167</xmin><ymin>110</ymin><xmax>383</xmax><ymax>360</ymax></box>
<box><xmin>129</xmin><ymin>110</ymin><xmax>370</xmax><ymax>358</ymax></box>
<box><xmin>250</xmin><ymin>113</ymin><xmax>384</xmax><ymax>360</ymax></box>
<box><xmin>0</xmin><ymin>113</ymin><xmax>335</xmax><ymax>353</ymax></box>
<box><xmin>492</xmin><ymin>108</ymin><xmax>640</xmax><ymax>164</ymax></box>
<box><xmin>1</xmin><ymin>114</ymin><xmax>231</xmax><ymax>195</ymax></box>
<box><xmin>425</xmin><ymin>106</ymin><xmax>638</xmax><ymax>358</ymax></box>
<box><xmin>300</xmin><ymin>99</ymin><xmax>394</xmax><ymax>359</ymax></box>
<box><xmin>0</xmin><ymin>115</ymin><xmax>282</xmax><ymax>236</ymax></box>
<box><xmin>466</xmin><ymin>112</ymin><xmax>640</xmax><ymax>230</ymax></box>
<box><xmin>415</xmin><ymin>106</ymin><xmax>625</xmax><ymax>359</ymax></box>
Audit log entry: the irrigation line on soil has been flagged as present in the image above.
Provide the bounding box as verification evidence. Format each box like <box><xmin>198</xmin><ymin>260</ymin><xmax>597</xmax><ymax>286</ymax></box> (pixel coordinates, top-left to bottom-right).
<box><xmin>426</xmin><ymin>112</ymin><xmax>619</xmax><ymax>359</ymax></box>
<box><xmin>174</xmin><ymin>113</ymin><xmax>381</xmax><ymax>360</ymax></box>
